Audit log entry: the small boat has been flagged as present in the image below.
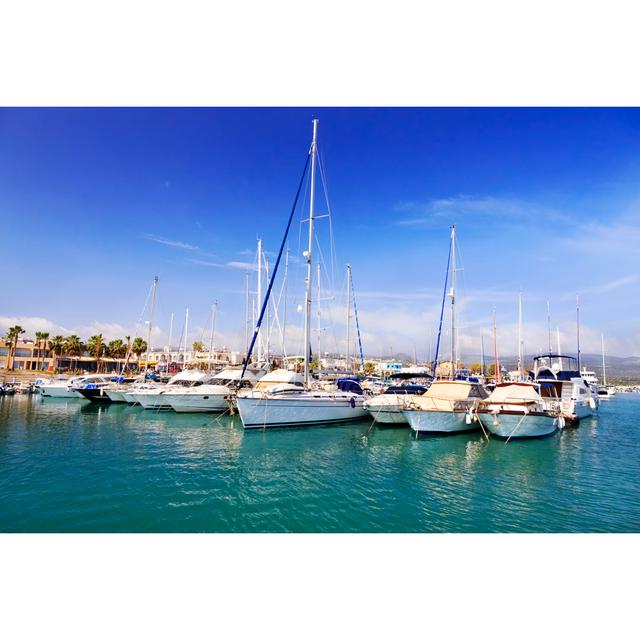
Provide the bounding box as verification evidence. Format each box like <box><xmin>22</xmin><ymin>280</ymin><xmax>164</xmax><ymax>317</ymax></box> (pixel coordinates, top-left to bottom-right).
<box><xmin>476</xmin><ymin>382</ymin><xmax>563</xmax><ymax>439</ymax></box>
<box><xmin>364</xmin><ymin>382</ymin><xmax>429</xmax><ymax>425</ymax></box>
<box><xmin>163</xmin><ymin>367</ymin><xmax>264</xmax><ymax>413</ymax></box>
<box><xmin>130</xmin><ymin>370</ymin><xmax>213</xmax><ymax>409</ymax></box>
<box><xmin>42</xmin><ymin>374</ymin><xmax>115</xmax><ymax>398</ymax></box>
<box><xmin>402</xmin><ymin>379</ymin><xmax>488</xmax><ymax>433</ymax></box>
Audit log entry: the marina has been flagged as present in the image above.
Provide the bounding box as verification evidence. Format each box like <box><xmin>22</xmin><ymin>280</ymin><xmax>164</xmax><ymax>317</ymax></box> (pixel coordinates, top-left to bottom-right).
<box><xmin>1</xmin><ymin>390</ymin><xmax>639</xmax><ymax>532</ymax></box>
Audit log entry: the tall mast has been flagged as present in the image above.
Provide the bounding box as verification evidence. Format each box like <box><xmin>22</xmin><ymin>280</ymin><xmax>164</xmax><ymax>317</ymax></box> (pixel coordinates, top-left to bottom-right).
<box><xmin>168</xmin><ymin>311</ymin><xmax>174</xmax><ymax>364</ymax></box>
<box><xmin>546</xmin><ymin>300</ymin><xmax>552</xmax><ymax>355</ymax></box>
<box><xmin>264</xmin><ymin>254</ymin><xmax>270</xmax><ymax>364</ymax></box>
<box><xmin>144</xmin><ymin>275</ymin><xmax>158</xmax><ymax>374</ymax></box>
<box><xmin>493</xmin><ymin>307</ymin><xmax>499</xmax><ymax>384</ymax></box>
<box><xmin>282</xmin><ymin>248</ymin><xmax>289</xmax><ymax>359</ymax></box>
<box><xmin>518</xmin><ymin>292</ymin><xmax>523</xmax><ymax>376</ymax></box>
<box><xmin>576</xmin><ymin>295</ymin><xmax>581</xmax><ymax>371</ymax></box>
<box><xmin>257</xmin><ymin>237</ymin><xmax>263</xmax><ymax>364</ymax></box>
<box><xmin>208</xmin><ymin>300</ymin><xmax>218</xmax><ymax>373</ymax></box>
<box><xmin>303</xmin><ymin>119</ymin><xmax>318</xmax><ymax>387</ymax></box>
<box><xmin>316</xmin><ymin>262</ymin><xmax>321</xmax><ymax>367</ymax></box>
<box><xmin>449</xmin><ymin>225</ymin><xmax>457</xmax><ymax>380</ymax></box>
<box><xmin>346</xmin><ymin>264</ymin><xmax>352</xmax><ymax>373</ymax></box>
<box><xmin>183</xmin><ymin>306</ymin><xmax>189</xmax><ymax>368</ymax></box>
<box><xmin>601</xmin><ymin>333</ymin><xmax>607</xmax><ymax>386</ymax></box>
<box><xmin>244</xmin><ymin>273</ymin><xmax>249</xmax><ymax>354</ymax></box>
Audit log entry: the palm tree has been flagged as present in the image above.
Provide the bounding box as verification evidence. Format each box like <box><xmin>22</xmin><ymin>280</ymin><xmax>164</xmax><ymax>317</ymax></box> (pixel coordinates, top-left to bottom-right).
<box><xmin>35</xmin><ymin>331</ymin><xmax>50</xmax><ymax>371</ymax></box>
<box><xmin>5</xmin><ymin>325</ymin><xmax>25</xmax><ymax>370</ymax></box>
<box><xmin>87</xmin><ymin>334</ymin><xmax>106</xmax><ymax>372</ymax></box>
<box><xmin>107</xmin><ymin>339</ymin><xmax>126</xmax><ymax>359</ymax></box>
<box><xmin>48</xmin><ymin>335</ymin><xmax>65</xmax><ymax>372</ymax></box>
<box><xmin>131</xmin><ymin>337</ymin><xmax>147</xmax><ymax>368</ymax></box>
<box><xmin>35</xmin><ymin>331</ymin><xmax>45</xmax><ymax>371</ymax></box>
<box><xmin>63</xmin><ymin>335</ymin><xmax>83</xmax><ymax>371</ymax></box>
<box><xmin>192</xmin><ymin>340</ymin><xmax>204</xmax><ymax>353</ymax></box>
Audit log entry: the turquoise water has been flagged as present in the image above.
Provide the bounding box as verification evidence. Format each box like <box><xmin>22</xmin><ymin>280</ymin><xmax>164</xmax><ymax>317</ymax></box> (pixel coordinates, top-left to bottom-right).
<box><xmin>1</xmin><ymin>393</ymin><xmax>639</xmax><ymax>532</ymax></box>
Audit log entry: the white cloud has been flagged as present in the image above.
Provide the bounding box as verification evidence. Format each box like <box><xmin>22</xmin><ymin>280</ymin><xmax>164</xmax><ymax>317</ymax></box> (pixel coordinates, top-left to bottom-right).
<box><xmin>142</xmin><ymin>234</ymin><xmax>199</xmax><ymax>250</ymax></box>
<box><xmin>395</xmin><ymin>195</ymin><xmax>569</xmax><ymax>226</ymax></box>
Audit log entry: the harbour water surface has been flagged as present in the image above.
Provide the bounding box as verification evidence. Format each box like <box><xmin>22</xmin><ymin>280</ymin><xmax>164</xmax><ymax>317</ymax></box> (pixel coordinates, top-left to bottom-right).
<box><xmin>1</xmin><ymin>394</ymin><xmax>639</xmax><ymax>532</ymax></box>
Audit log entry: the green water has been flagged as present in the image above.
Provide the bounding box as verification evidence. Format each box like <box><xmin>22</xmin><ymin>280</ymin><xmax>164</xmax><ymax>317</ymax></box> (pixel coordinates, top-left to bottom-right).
<box><xmin>1</xmin><ymin>393</ymin><xmax>639</xmax><ymax>532</ymax></box>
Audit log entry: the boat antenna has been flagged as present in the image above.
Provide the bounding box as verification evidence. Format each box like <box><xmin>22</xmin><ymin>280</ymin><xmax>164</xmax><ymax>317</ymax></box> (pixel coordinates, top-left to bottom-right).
<box><xmin>239</xmin><ymin>139</ymin><xmax>311</xmax><ymax>381</ymax></box>
<box><xmin>208</xmin><ymin>300</ymin><xmax>218</xmax><ymax>373</ymax></box>
<box><xmin>303</xmin><ymin>119</ymin><xmax>319</xmax><ymax>388</ymax></box>
<box><xmin>144</xmin><ymin>276</ymin><xmax>158</xmax><ymax>376</ymax></box>
<box><xmin>433</xmin><ymin>227</ymin><xmax>452</xmax><ymax>380</ymax></box>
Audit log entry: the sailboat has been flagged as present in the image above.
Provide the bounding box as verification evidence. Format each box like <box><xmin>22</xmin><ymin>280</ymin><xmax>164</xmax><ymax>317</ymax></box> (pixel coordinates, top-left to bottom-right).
<box><xmin>236</xmin><ymin>120</ymin><xmax>368</xmax><ymax>429</ymax></box>
<box><xmin>597</xmin><ymin>333</ymin><xmax>616</xmax><ymax>398</ymax></box>
<box><xmin>403</xmin><ymin>225</ymin><xmax>488</xmax><ymax>434</ymax></box>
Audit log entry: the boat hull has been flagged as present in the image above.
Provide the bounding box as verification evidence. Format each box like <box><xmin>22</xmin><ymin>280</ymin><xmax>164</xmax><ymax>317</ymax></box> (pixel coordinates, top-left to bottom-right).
<box><xmin>105</xmin><ymin>390</ymin><xmax>127</xmax><ymax>402</ymax></box>
<box><xmin>130</xmin><ymin>393</ymin><xmax>172</xmax><ymax>410</ymax></box>
<box><xmin>78</xmin><ymin>388</ymin><xmax>112</xmax><ymax>403</ymax></box>
<box><xmin>364</xmin><ymin>397</ymin><xmax>409</xmax><ymax>424</ymax></box>
<box><xmin>237</xmin><ymin>393</ymin><xmax>367</xmax><ymax>429</ymax></box>
<box><xmin>165</xmin><ymin>393</ymin><xmax>229</xmax><ymax>413</ymax></box>
<box><xmin>402</xmin><ymin>409</ymin><xmax>476</xmax><ymax>433</ymax></box>
<box><xmin>41</xmin><ymin>386</ymin><xmax>83</xmax><ymax>398</ymax></box>
<box><xmin>478</xmin><ymin>411</ymin><xmax>559</xmax><ymax>438</ymax></box>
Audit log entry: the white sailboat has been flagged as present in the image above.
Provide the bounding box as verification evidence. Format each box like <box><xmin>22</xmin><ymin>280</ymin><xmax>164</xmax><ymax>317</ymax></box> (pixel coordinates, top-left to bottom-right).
<box><xmin>236</xmin><ymin>119</ymin><xmax>368</xmax><ymax>429</ymax></box>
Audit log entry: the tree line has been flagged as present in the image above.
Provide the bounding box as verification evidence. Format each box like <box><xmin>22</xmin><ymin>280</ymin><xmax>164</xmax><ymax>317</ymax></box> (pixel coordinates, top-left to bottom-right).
<box><xmin>3</xmin><ymin>325</ymin><xmax>148</xmax><ymax>371</ymax></box>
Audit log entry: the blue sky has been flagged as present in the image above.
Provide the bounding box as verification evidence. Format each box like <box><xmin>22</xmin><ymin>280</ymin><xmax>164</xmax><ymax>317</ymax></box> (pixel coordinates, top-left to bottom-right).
<box><xmin>1</xmin><ymin>107</ymin><xmax>639</xmax><ymax>358</ymax></box>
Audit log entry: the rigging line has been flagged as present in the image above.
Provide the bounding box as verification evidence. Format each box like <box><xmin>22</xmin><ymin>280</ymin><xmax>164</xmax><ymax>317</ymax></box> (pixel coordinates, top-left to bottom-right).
<box><xmin>317</xmin><ymin>149</ymin><xmax>337</xmax><ymax>283</ymax></box>
<box><xmin>433</xmin><ymin>237</ymin><xmax>452</xmax><ymax>377</ymax></box>
<box><xmin>240</xmin><ymin>153</ymin><xmax>311</xmax><ymax>380</ymax></box>
<box><xmin>350</xmin><ymin>269</ymin><xmax>366</xmax><ymax>373</ymax></box>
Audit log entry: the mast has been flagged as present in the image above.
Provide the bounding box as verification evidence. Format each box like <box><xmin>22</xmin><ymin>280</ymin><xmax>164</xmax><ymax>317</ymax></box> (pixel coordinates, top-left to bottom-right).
<box><xmin>182</xmin><ymin>306</ymin><xmax>189</xmax><ymax>368</ymax></box>
<box><xmin>168</xmin><ymin>311</ymin><xmax>174</xmax><ymax>365</ymax></box>
<box><xmin>244</xmin><ymin>273</ymin><xmax>249</xmax><ymax>354</ymax></box>
<box><xmin>303</xmin><ymin>119</ymin><xmax>318</xmax><ymax>387</ymax></box>
<box><xmin>557</xmin><ymin>327</ymin><xmax>561</xmax><ymax>356</ymax></box>
<box><xmin>449</xmin><ymin>225</ymin><xmax>457</xmax><ymax>380</ymax></box>
<box><xmin>601</xmin><ymin>333</ymin><xmax>607</xmax><ymax>386</ymax></box>
<box><xmin>257</xmin><ymin>237</ymin><xmax>263</xmax><ymax>364</ymax></box>
<box><xmin>576</xmin><ymin>295</ymin><xmax>581</xmax><ymax>371</ymax></box>
<box><xmin>346</xmin><ymin>264</ymin><xmax>352</xmax><ymax>373</ymax></box>
<box><xmin>317</xmin><ymin>262</ymin><xmax>321</xmax><ymax>368</ymax></box>
<box><xmin>264</xmin><ymin>254</ymin><xmax>270</xmax><ymax>364</ymax></box>
<box><xmin>208</xmin><ymin>300</ymin><xmax>218</xmax><ymax>373</ymax></box>
<box><xmin>144</xmin><ymin>275</ymin><xmax>158</xmax><ymax>374</ymax></box>
<box><xmin>282</xmin><ymin>248</ymin><xmax>289</xmax><ymax>360</ymax></box>
<box><xmin>493</xmin><ymin>309</ymin><xmax>500</xmax><ymax>384</ymax></box>
<box><xmin>546</xmin><ymin>300</ymin><xmax>552</xmax><ymax>355</ymax></box>
<box><xmin>518</xmin><ymin>292</ymin><xmax>523</xmax><ymax>376</ymax></box>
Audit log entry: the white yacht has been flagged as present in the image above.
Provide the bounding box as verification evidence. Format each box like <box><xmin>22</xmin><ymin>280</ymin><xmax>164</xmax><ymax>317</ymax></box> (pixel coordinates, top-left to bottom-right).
<box><xmin>163</xmin><ymin>367</ymin><xmax>264</xmax><ymax>413</ymax></box>
<box><xmin>129</xmin><ymin>370</ymin><xmax>212</xmax><ymax>409</ymax></box>
<box><xmin>476</xmin><ymin>382</ymin><xmax>563</xmax><ymax>439</ymax></box>
<box><xmin>532</xmin><ymin>355</ymin><xmax>597</xmax><ymax>422</ymax></box>
<box><xmin>41</xmin><ymin>373</ymin><xmax>115</xmax><ymax>398</ymax></box>
<box><xmin>236</xmin><ymin>120</ymin><xmax>368</xmax><ymax>430</ymax></box>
